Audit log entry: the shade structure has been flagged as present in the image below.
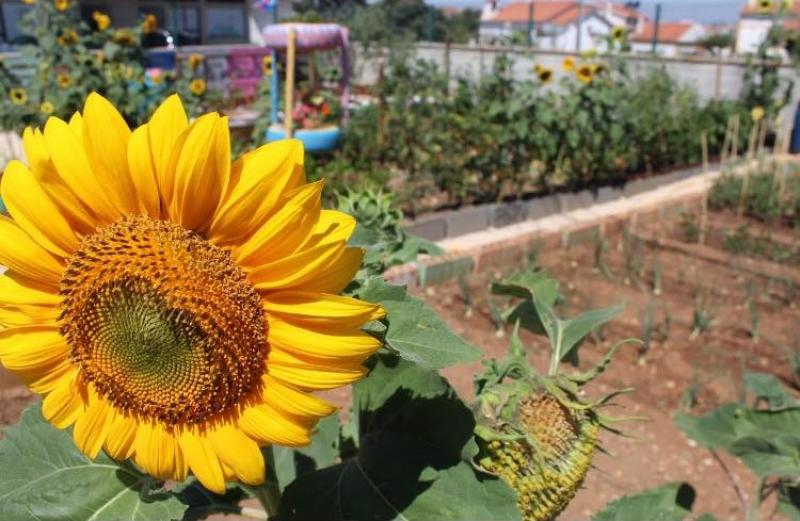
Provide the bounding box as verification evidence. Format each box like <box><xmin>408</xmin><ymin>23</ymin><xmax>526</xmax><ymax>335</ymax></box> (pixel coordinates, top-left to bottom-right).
<box><xmin>262</xmin><ymin>23</ymin><xmax>350</xmax><ymax>151</ymax></box>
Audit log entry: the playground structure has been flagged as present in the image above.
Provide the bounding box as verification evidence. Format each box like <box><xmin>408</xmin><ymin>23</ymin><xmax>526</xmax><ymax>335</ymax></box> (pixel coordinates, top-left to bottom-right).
<box><xmin>261</xmin><ymin>23</ymin><xmax>350</xmax><ymax>152</ymax></box>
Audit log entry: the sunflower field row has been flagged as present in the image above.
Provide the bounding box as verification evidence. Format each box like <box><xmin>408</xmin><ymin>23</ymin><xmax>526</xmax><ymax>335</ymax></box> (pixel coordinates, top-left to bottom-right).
<box><xmin>313</xmin><ymin>53</ymin><xmax>759</xmax><ymax>215</ymax></box>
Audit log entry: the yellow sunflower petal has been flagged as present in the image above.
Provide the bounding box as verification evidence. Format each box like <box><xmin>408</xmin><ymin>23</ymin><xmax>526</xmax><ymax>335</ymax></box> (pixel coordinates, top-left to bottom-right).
<box><xmin>291</xmin><ymin>247</ymin><xmax>364</xmax><ymax>295</ymax></box>
<box><xmin>268</xmin><ymin>349</ymin><xmax>368</xmax><ymax>391</ymax></box>
<box><xmin>82</xmin><ymin>93</ymin><xmax>138</xmax><ymax>213</ymax></box>
<box><xmin>209</xmin><ymin>425</ymin><xmax>265</xmax><ymax>485</ymax></box>
<box><xmin>104</xmin><ymin>410</ymin><xmax>138</xmax><ymax>460</ymax></box>
<box><xmin>179</xmin><ymin>431</ymin><xmax>226</xmax><ymax>495</ymax></box>
<box><xmin>262</xmin><ymin>374</ymin><xmax>336</xmax><ymax>419</ymax></box>
<box><xmin>238</xmin><ymin>402</ymin><xmax>312</xmax><ymax>447</ymax></box>
<box><xmin>73</xmin><ymin>392</ymin><xmax>113</xmax><ymax>459</ymax></box>
<box><xmin>208</xmin><ymin>139</ymin><xmax>305</xmax><ymax>244</ymax></box>
<box><xmin>249</xmin><ymin>240</ymin><xmax>346</xmax><ymax>291</ymax></box>
<box><xmin>0</xmin><ymin>217</ymin><xmax>64</xmax><ymax>286</ymax></box>
<box><xmin>148</xmin><ymin>94</ymin><xmax>189</xmax><ymax>201</ymax></box>
<box><xmin>41</xmin><ymin>371</ymin><xmax>83</xmax><ymax>429</ymax></box>
<box><xmin>0</xmin><ymin>274</ymin><xmax>61</xmax><ymax>326</ymax></box>
<box><xmin>22</xmin><ymin>128</ymin><xmax>98</xmax><ymax>235</ymax></box>
<box><xmin>299</xmin><ymin>210</ymin><xmax>356</xmax><ymax>250</ymax></box>
<box><xmin>68</xmin><ymin>112</ymin><xmax>84</xmax><ymax>141</ymax></box>
<box><xmin>268</xmin><ymin>316</ymin><xmax>381</xmax><ymax>360</ymax></box>
<box><xmin>168</xmin><ymin>113</ymin><xmax>230</xmax><ymax>231</ymax></box>
<box><xmin>234</xmin><ymin>180</ymin><xmax>323</xmax><ymax>267</ymax></box>
<box><xmin>0</xmin><ymin>325</ymin><xmax>68</xmax><ymax>375</ymax></box>
<box><xmin>127</xmin><ymin>125</ymin><xmax>160</xmax><ymax>217</ymax></box>
<box><xmin>0</xmin><ymin>301</ymin><xmax>59</xmax><ymax>326</ymax></box>
<box><xmin>263</xmin><ymin>291</ymin><xmax>384</xmax><ymax>327</ymax></box>
<box><xmin>135</xmin><ymin>422</ymin><xmax>178</xmax><ymax>480</ymax></box>
<box><xmin>0</xmin><ymin>272</ymin><xmax>62</xmax><ymax>307</ymax></box>
<box><xmin>2</xmin><ymin>160</ymin><xmax>79</xmax><ymax>258</ymax></box>
<box><xmin>44</xmin><ymin>117</ymin><xmax>121</xmax><ymax>224</ymax></box>
<box><xmin>23</xmin><ymin>127</ymin><xmax>50</xmax><ymax>172</ymax></box>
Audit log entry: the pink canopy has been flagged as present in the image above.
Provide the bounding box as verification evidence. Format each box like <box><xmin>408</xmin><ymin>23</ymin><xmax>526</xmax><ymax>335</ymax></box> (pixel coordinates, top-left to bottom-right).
<box><xmin>262</xmin><ymin>23</ymin><xmax>348</xmax><ymax>52</ymax></box>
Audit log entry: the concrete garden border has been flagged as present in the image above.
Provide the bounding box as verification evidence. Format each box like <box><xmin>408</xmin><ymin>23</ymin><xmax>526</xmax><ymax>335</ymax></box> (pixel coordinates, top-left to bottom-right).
<box><xmin>390</xmin><ymin>157</ymin><xmax>793</xmax><ymax>290</ymax></box>
<box><xmin>405</xmin><ymin>163</ymin><xmax>713</xmax><ymax>242</ymax></box>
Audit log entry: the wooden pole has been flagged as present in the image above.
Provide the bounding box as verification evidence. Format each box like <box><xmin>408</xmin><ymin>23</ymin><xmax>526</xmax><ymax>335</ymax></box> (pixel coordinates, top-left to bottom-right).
<box><xmin>731</xmin><ymin>114</ymin><xmax>740</xmax><ymax>163</ymax></box>
<box><xmin>284</xmin><ymin>26</ymin><xmax>296</xmax><ymax>139</ymax></box>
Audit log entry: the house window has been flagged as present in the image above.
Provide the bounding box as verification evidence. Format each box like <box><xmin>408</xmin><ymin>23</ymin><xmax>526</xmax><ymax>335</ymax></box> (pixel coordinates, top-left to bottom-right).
<box><xmin>137</xmin><ymin>2</ymin><xmax>203</xmax><ymax>45</ymax></box>
<box><xmin>174</xmin><ymin>4</ymin><xmax>201</xmax><ymax>45</ymax></box>
<box><xmin>0</xmin><ymin>1</ymin><xmax>33</xmax><ymax>45</ymax></box>
<box><xmin>204</xmin><ymin>1</ymin><xmax>247</xmax><ymax>43</ymax></box>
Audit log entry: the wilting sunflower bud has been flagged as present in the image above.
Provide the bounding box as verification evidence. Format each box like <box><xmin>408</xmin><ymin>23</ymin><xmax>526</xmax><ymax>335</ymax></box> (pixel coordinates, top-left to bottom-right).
<box><xmin>476</xmin><ymin>384</ymin><xmax>599</xmax><ymax>521</ymax></box>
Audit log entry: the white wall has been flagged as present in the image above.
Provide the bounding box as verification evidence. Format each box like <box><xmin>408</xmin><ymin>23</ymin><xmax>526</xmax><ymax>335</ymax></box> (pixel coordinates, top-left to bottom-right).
<box><xmin>679</xmin><ymin>24</ymin><xmax>707</xmax><ymax>43</ymax></box>
<box><xmin>631</xmin><ymin>40</ymin><xmax>679</xmax><ymax>57</ymax></box>
<box><xmin>541</xmin><ymin>16</ymin><xmax>610</xmax><ymax>53</ymax></box>
<box><xmin>736</xmin><ymin>18</ymin><xmax>772</xmax><ymax>54</ymax></box>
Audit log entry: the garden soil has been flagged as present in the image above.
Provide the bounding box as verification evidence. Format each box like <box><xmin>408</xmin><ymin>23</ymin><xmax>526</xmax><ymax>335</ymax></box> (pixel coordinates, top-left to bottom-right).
<box><xmin>0</xmin><ymin>208</ymin><xmax>796</xmax><ymax>521</ymax></box>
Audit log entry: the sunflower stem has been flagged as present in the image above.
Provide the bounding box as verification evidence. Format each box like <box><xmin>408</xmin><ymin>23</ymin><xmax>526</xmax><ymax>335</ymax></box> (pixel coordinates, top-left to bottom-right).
<box><xmin>253</xmin><ymin>446</ymin><xmax>282</xmax><ymax>519</ymax></box>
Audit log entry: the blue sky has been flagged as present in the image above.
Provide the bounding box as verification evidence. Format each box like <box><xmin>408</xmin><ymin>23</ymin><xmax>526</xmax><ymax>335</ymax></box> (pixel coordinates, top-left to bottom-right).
<box><xmin>425</xmin><ymin>0</ymin><xmax>744</xmax><ymax>23</ymax></box>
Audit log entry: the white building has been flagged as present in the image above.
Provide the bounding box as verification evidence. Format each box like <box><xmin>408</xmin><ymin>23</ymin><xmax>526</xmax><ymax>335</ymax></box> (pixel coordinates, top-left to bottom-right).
<box><xmin>479</xmin><ymin>0</ymin><xmax>647</xmax><ymax>52</ymax></box>
<box><xmin>736</xmin><ymin>0</ymin><xmax>800</xmax><ymax>56</ymax></box>
<box><xmin>630</xmin><ymin>21</ymin><xmax>707</xmax><ymax>57</ymax></box>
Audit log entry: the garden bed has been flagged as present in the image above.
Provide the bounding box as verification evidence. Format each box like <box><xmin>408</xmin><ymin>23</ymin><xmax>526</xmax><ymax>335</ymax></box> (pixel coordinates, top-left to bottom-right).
<box><xmin>415</xmin><ymin>198</ymin><xmax>798</xmax><ymax>520</ymax></box>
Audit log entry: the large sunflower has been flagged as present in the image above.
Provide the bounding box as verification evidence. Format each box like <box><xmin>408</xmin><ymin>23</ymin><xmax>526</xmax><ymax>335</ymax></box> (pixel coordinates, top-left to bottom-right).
<box><xmin>0</xmin><ymin>93</ymin><xmax>383</xmax><ymax>494</ymax></box>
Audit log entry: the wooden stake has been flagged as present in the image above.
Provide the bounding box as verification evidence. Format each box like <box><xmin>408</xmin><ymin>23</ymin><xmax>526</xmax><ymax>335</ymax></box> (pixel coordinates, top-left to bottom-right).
<box><xmin>701</xmin><ymin>131</ymin><xmax>709</xmax><ymax>173</ymax></box>
<box><xmin>756</xmin><ymin>118</ymin><xmax>768</xmax><ymax>159</ymax></box>
<box><xmin>731</xmin><ymin>114</ymin><xmax>740</xmax><ymax>163</ymax></box>
<box><xmin>699</xmin><ymin>190</ymin><xmax>708</xmax><ymax>245</ymax></box>
<box><xmin>284</xmin><ymin>26</ymin><xmax>296</xmax><ymax>139</ymax></box>
<box><xmin>721</xmin><ymin>115</ymin><xmax>733</xmax><ymax>165</ymax></box>
<box><xmin>738</xmin><ymin>167</ymin><xmax>750</xmax><ymax>218</ymax></box>
<box><xmin>746</xmin><ymin>121</ymin><xmax>758</xmax><ymax>161</ymax></box>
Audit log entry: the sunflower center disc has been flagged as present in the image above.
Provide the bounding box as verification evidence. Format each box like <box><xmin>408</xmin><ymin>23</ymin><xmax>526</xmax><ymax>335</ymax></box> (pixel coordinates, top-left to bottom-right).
<box><xmin>60</xmin><ymin>215</ymin><xmax>268</xmax><ymax>425</ymax></box>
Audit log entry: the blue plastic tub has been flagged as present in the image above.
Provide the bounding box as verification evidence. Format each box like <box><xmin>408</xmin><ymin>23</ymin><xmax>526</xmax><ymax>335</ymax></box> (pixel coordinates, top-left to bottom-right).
<box><xmin>266</xmin><ymin>125</ymin><xmax>342</xmax><ymax>153</ymax></box>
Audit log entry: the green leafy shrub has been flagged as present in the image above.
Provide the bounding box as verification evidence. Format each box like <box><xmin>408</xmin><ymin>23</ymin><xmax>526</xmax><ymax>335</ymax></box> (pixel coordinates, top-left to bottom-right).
<box><xmin>709</xmin><ymin>165</ymin><xmax>800</xmax><ymax>227</ymax></box>
<box><xmin>315</xmin><ymin>54</ymin><xmax>755</xmax><ymax>214</ymax></box>
<box><xmin>336</xmin><ymin>187</ymin><xmax>442</xmax><ymax>276</ymax></box>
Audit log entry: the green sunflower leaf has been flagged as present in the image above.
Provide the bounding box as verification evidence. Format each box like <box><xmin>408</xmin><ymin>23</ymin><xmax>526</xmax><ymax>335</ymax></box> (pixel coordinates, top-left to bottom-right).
<box><xmin>279</xmin><ymin>356</ymin><xmax>520</xmax><ymax>521</ymax></box>
<box><xmin>675</xmin><ymin>403</ymin><xmax>800</xmax><ymax>478</ymax></box>
<box><xmin>592</xmin><ymin>482</ymin><xmax>697</xmax><ymax>521</ymax></box>
<box><xmin>0</xmin><ymin>404</ymin><xmax>187</xmax><ymax>521</ymax></box>
<box><xmin>358</xmin><ymin>277</ymin><xmax>481</xmax><ymax>369</ymax></box>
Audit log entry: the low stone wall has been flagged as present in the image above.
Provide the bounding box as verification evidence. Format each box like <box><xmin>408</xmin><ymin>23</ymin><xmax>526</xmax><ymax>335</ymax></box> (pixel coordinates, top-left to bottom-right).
<box><xmin>389</xmin><ymin>157</ymin><xmax>786</xmax><ymax>291</ymax></box>
<box><xmin>404</xmin><ymin>163</ymin><xmax>710</xmax><ymax>242</ymax></box>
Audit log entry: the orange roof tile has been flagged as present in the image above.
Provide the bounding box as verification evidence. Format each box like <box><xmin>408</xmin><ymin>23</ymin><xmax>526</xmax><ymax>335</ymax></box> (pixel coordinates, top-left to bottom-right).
<box><xmin>631</xmin><ymin>21</ymin><xmax>696</xmax><ymax>43</ymax></box>
<box><xmin>487</xmin><ymin>1</ymin><xmax>605</xmax><ymax>26</ymax></box>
